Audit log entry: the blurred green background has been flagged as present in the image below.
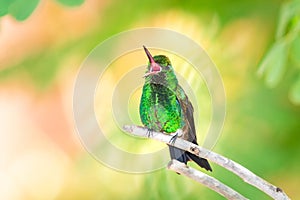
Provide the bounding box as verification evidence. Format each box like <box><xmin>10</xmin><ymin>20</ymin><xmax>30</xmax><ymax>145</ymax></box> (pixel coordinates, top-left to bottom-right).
<box><xmin>1</xmin><ymin>0</ymin><xmax>299</xmax><ymax>199</ymax></box>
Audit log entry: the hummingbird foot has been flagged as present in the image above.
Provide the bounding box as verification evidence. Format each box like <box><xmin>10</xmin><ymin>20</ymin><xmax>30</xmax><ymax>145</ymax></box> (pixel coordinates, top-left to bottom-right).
<box><xmin>169</xmin><ymin>133</ymin><xmax>178</xmax><ymax>145</ymax></box>
<box><xmin>146</xmin><ymin>128</ymin><xmax>154</xmax><ymax>138</ymax></box>
<box><xmin>169</xmin><ymin>129</ymin><xmax>183</xmax><ymax>144</ymax></box>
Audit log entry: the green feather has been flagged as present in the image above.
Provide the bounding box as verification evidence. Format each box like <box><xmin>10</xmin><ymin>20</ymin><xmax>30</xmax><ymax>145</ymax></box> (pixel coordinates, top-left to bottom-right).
<box><xmin>139</xmin><ymin>82</ymin><xmax>181</xmax><ymax>133</ymax></box>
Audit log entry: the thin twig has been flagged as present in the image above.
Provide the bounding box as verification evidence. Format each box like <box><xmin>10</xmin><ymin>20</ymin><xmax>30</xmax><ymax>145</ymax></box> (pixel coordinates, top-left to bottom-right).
<box><xmin>168</xmin><ymin>159</ymin><xmax>248</xmax><ymax>200</ymax></box>
<box><xmin>123</xmin><ymin>125</ymin><xmax>291</xmax><ymax>200</ymax></box>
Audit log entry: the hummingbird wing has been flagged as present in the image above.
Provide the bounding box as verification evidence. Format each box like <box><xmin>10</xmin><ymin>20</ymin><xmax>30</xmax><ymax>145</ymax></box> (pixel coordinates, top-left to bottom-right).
<box><xmin>175</xmin><ymin>85</ymin><xmax>197</xmax><ymax>143</ymax></box>
<box><xmin>175</xmin><ymin>85</ymin><xmax>212</xmax><ymax>171</ymax></box>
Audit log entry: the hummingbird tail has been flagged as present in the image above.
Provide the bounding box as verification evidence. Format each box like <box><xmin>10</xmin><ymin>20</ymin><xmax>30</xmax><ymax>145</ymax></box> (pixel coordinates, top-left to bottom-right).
<box><xmin>187</xmin><ymin>152</ymin><xmax>212</xmax><ymax>171</ymax></box>
<box><xmin>168</xmin><ymin>146</ymin><xmax>212</xmax><ymax>172</ymax></box>
<box><xmin>168</xmin><ymin>145</ymin><xmax>188</xmax><ymax>164</ymax></box>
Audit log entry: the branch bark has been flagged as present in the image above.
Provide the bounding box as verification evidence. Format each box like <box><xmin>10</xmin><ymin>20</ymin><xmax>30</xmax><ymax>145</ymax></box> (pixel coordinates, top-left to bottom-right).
<box><xmin>123</xmin><ymin>125</ymin><xmax>291</xmax><ymax>200</ymax></box>
<box><xmin>168</xmin><ymin>159</ymin><xmax>248</xmax><ymax>200</ymax></box>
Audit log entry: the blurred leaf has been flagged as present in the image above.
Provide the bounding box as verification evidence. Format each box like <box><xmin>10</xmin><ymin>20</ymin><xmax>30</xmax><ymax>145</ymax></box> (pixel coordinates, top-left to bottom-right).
<box><xmin>257</xmin><ymin>40</ymin><xmax>288</xmax><ymax>87</ymax></box>
<box><xmin>8</xmin><ymin>0</ymin><xmax>40</xmax><ymax>21</ymax></box>
<box><xmin>0</xmin><ymin>0</ymin><xmax>85</xmax><ymax>20</ymax></box>
<box><xmin>290</xmin><ymin>35</ymin><xmax>300</xmax><ymax>67</ymax></box>
<box><xmin>276</xmin><ymin>0</ymin><xmax>300</xmax><ymax>39</ymax></box>
<box><xmin>289</xmin><ymin>74</ymin><xmax>300</xmax><ymax>104</ymax></box>
<box><xmin>56</xmin><ymin>0</ymin><xmax>85</xmax><ymax>7</ymax></box>
<box><xmin>276</xmin><ymin>3</ymin><xmax>293</xmax><ymax>39</ymax></box>
<box><xmin>0</xmin><ymin>0</ymin><xmax>16</xmax><ymax>16</ymax></box>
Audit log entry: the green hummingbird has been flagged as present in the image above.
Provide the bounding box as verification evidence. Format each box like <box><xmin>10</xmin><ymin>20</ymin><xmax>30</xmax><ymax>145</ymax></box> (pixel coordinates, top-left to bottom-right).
<box><xmin>139</xmin><ymin>46</ymin><xmax>212</xmax><ymax>171</ymax></box>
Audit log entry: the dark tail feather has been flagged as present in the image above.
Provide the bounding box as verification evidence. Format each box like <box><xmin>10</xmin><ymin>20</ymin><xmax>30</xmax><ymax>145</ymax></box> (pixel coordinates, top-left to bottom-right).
<box><xmin>187</xmin><ymin>152</ymin><xmax>212</xmax><ymax>171</ymax></box>
<box><xmin>168</xmin><ymin>145</ymin><xmax>188</xmax><ymax>164</ymax></box>
<box><xmin>168</xmin><ymin>146</ymin><xmax>212</xmax><ymax>172</ymax></box>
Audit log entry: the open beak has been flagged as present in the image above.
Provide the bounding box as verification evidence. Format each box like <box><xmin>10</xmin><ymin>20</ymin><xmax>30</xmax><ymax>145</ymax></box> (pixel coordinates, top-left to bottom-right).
<box><xmin>143</xmin><ymin>45</ymin><xmax>162</xmax><ymax>77</ymax></box>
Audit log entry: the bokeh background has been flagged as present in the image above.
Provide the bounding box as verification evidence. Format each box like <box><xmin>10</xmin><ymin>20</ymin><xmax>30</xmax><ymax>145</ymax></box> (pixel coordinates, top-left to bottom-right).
<box><xmin>1</xmin><ymin>0</ymin><xmax>300</xmax><ymax>199</ymax></box>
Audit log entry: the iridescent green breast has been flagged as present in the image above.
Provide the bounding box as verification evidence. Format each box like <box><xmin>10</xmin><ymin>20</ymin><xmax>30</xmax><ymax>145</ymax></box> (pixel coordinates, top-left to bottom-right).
<box><xmin>139</xmin><ymin>83</ymin><xmax>182</xmax><ymax>133</ymax></box>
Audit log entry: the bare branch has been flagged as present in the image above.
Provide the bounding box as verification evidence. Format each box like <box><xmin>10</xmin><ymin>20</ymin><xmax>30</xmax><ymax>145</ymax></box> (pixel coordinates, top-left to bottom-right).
<box><xmin>123</xmin><ymin>125</ymin><xmax>291</xmax><ymax>200</ymax></box>
<box><xmin>168</xmin><ymin>160</ymin><xmax>248</xmax><ymax>200</ymax></box>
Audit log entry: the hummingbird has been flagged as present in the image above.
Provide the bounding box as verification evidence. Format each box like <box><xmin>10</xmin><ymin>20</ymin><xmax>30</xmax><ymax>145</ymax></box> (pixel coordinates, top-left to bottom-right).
<box><xmin>139</xmin><ymin>46</ymin><xmax>212</xmax><ymax>171</ymax></box>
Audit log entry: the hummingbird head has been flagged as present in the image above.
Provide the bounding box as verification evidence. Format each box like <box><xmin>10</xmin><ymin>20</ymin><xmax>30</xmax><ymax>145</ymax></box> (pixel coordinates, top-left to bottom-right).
<box><xmin>143</xmin><ymin>46</ymin><xmax>178</xmax><ymax>89</ymax></box>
